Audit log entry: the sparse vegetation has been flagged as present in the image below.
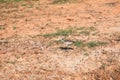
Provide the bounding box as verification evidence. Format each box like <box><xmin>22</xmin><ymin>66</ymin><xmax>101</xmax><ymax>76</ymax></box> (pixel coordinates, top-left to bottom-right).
<box><xmin>0</xmin><ymin>0</ymin><xmax>21</xmax><ymax>3</ymax></box>
<box><xmin>87</xmin><ymin>41</ymin><xmax>107</xmax><ymax>48</ymax></box>
<box><xmin>42</xmin><ymin>28</ymin><xmax>74</xmax><ymax>37</ymax></box>
<box><xmin>52</xmin><ymin>0</ymin><xmax>78</xmax><ymax>4</ymax></box>
<box><xmin>41</xmin><ymin>26</ymin><xmax>97</xmax><ymax>37</ymax></box>
<box><xmin>41</xmin><ymin>26</ymin><xmax>108</xmax><ymax>48</ymax></box>
<box><xmin>0</xmin><ymin>0</ymin><xmax>119</xmax><ymax>79</ymax></box>
<box><xmin>87</xmin><ymin>41</ymin><xmax>98</xmax><ymax>48</ymax></box>
<box><xmin>72</xmin><ymin>40</ymin><xmax>107</xmax><ymax>48</ymax></box>
<box><xmin>76</xmin><ymin>26</ymin><xmax>97</xmax><ymax>36</ymax></box>
<box><xmin>73</xmin><ymin>40</ymin><xmax>85</xmax><ymax>47</ymax></box>
<box><xmin>52</xmin><ymin>0</ymin><xmax>70</xmax><ymax>4</ymax></box>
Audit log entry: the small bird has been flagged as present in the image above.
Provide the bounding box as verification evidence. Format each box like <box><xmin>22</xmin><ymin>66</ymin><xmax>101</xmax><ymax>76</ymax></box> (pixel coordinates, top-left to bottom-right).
<box><xmin>59</xmin><ymin>38</ymin><xmax>74</xmax><ymax>50</ymax></box>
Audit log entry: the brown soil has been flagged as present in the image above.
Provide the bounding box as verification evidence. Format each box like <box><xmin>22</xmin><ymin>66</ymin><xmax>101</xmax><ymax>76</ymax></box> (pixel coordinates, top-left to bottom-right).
<box><xmin>0</xmin><ymin>0</ymin><xmax>120</xmax><ymax>80</ymax></box>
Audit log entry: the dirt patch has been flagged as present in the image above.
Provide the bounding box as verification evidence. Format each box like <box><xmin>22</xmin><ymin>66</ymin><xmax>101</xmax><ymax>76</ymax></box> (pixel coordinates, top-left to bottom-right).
<box><xmin>0</xmin><ymin>0</ymin><xmax>120</xmax><ymax>80</ymax></box>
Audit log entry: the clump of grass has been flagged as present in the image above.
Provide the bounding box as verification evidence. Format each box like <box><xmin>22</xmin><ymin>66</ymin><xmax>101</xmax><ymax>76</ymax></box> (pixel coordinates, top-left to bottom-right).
<box><xmin>87</xmin><ymin>41</ymin><xmax>107</xmax><ymax>48</ymax></box>
<box><xmin>52</xmin><ymin>0</ymin><xmax>70</xmax><ymax>4</ymax></box>
<box><xmin>73</xmin><ymin>40</ymin><xmax>107</xmax><ymax>48</ymax></box>
<box><xmin>76</xmin><ymin>26</ymin><xmax>96</xmax><ymax>36</ymax></box>
<box><xmin>57</xmin><ymin>29</ymin><xmax>73</xmax><ymax>36</ymax></box>
<box><xmin>73</xmin><ymin>40</ymin><xmax>85</xmax><ymax>47</ymax></box>
<box><xmin>87</xmin><ymin>41</ymin><xmax>98</xmax><ymax>48</ymax></box>
<box><xmin>42</xmin><ymin>28</ymin><xmax>74</xmax><ymax>37</ymax></box>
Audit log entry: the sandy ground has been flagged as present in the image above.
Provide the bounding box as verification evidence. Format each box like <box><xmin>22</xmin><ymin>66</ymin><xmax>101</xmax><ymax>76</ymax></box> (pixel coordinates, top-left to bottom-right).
<box><xmin>0</xmin><ymin>0</ymin><xmax>120</xmax><ymax>80</ymax></box>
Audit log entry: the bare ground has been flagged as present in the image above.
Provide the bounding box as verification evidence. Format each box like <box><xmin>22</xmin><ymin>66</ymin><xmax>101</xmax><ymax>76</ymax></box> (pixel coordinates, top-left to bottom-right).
<box><xmin>0</xmin><ymin>0</ymin><xmax>120</xmax><ymax>80</ymax></box>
